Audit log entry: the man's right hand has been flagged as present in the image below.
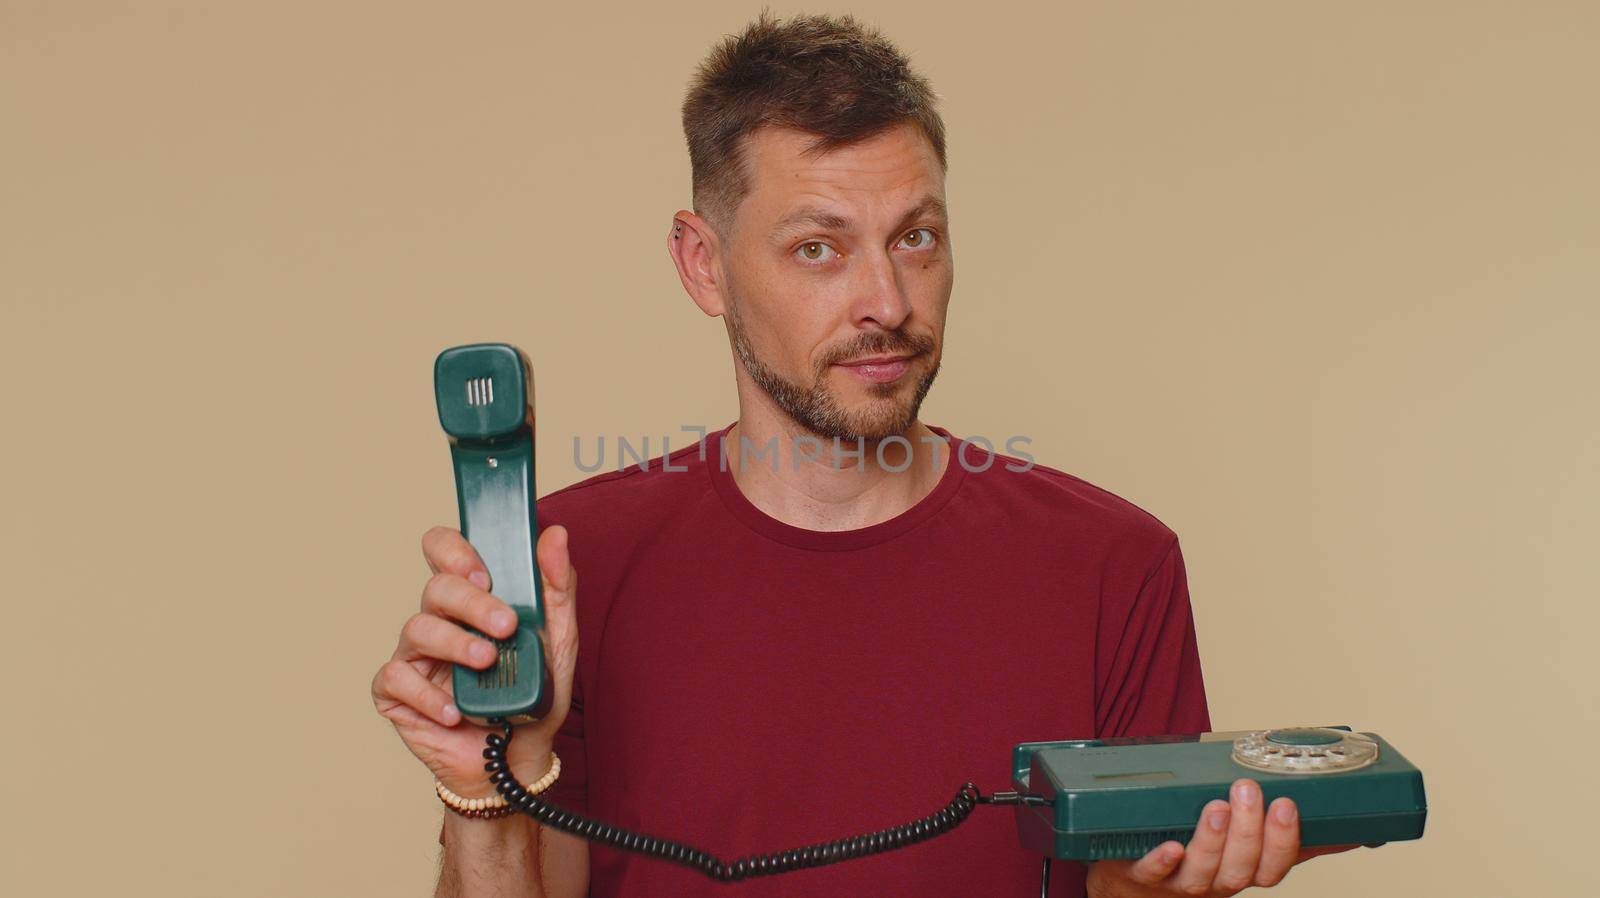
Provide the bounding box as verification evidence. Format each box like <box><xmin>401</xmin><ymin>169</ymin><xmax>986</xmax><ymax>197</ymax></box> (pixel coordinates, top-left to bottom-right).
<box><xmin>371</xmin><ymin>524</ymin><xmax>580</xmax><ymax>799</ymax></box>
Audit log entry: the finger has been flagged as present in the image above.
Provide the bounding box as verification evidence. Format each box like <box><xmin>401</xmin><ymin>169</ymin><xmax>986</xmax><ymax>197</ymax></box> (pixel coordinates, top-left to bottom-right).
<box><xmin>1255</xmin><ymin>797</ymin><xmax>1301</xmax><ymax>887</ymax></box>
<box><xmin>1214</xmin><ymin>780</ymin><xmax>1265</xmax><ymax>895</ymax></box>
<box><xmin>534</xmin><ymin>525</ymin><xmax>578</xmax><ymax>724</ymax></box>
<box><xmin>421</xmin><ymin>571</ymin><xmax>517</xmax><ymax>640</ymax></box>
<box><xmin>372</xmin><ymin>658</ymin><xmax>461</xmax><ymax>726</ymax></box>
<box><xmin>422</xmin><ymin>525</ymin><xmax>492</xmax><ymax>590</ymax></box>
<box><xmin>1172</xmin><ymin>799</ymin><xmax>1230</xmax><ymax>893</ymax></box>
<box><xmin>397</xmin><ymin>611</ymin><xmax>500</xmax><ymax>669</ymax></box>
<box><xmin>1123</xmin><ymin>841</ymin><xmax>1184</xmax><ymax>886</ymax></box>
<box><xmin>537</xmin><ymin>525</ymin><xmax>575</xmax><ymax>601</ymax></box>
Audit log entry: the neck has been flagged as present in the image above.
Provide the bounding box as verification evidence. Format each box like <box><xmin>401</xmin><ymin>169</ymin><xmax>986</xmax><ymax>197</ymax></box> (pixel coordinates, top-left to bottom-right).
<box><xmin>720</xmin><ymin>405</ymin><xmax>949</xmax><ymax>533</ymax></box>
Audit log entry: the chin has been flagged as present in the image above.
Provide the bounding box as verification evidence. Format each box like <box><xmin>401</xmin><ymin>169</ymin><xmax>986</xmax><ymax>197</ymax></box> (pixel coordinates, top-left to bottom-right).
<box><xmin>840</xmin><ymin>400</ymin><xmax>920</xmax><ymax>441</ymax></box>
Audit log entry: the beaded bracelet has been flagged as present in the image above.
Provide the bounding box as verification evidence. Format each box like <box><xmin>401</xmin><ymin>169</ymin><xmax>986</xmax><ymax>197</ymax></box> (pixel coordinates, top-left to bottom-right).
<box><xmin>435</xmin><ymin>751</ymin><xmax>560</xmax><ymax>819</ymax></box>
<box><xmin>435</xmin><ymin>779</ymin><xmax>518</xmax><ymax>819</ymax></box>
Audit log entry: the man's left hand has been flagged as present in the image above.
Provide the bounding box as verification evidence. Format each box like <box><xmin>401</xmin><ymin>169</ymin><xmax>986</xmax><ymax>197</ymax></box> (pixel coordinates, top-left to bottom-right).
<box><xmin>1085</xmin><ymin>779</ymin><xmax>1358</xmax><ymax>897</ymax></box>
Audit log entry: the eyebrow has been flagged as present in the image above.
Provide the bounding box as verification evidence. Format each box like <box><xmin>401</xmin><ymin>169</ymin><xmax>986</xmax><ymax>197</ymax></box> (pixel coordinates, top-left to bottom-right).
<box><xmin>768</xmin><ymin>194</ymin><xmax>948</xmax><ymax>242</ymax></box>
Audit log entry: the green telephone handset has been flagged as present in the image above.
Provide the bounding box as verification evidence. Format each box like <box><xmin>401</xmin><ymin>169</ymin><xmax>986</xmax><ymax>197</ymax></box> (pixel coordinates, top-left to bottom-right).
<box><xmin>433</xmin><ymin>343</ymin><xmax>552</xmax><ymax>724</ymax></box>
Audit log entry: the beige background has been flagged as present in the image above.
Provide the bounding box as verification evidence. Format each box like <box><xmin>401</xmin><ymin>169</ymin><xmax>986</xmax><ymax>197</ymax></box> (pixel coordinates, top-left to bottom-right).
<box><xmin>3</xmin><ymin>2</ymin><xmax>1595</xmax><ymax>895</ymax></box>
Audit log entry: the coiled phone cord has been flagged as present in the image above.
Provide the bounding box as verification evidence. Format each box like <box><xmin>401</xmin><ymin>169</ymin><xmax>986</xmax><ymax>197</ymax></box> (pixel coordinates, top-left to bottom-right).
<box><xmin>480</xmin><ymin>719</ymin><xmax>1014</xmax><ymax>884</ymax></box>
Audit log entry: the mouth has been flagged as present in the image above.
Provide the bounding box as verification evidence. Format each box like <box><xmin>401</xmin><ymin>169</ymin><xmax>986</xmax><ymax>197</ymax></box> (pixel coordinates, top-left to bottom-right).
<box><xmin>832</xmin><ymin>353</ymin><xmax>920</xmax><ymax>384</ymax></box>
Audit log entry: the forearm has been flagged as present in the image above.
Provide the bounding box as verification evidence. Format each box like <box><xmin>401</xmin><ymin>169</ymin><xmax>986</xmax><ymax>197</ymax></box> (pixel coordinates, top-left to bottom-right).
<box><xmin>435</xmin><ymin>814</ymin><xmax>546</xmax><ymax>898</ymax></box>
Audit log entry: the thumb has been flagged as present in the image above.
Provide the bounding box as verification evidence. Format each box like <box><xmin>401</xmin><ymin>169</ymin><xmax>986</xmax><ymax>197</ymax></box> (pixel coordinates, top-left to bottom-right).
<box><xmin>536</xmin><ymin>524</ymin><xmax>575</xmax><ymax>603</ymax></box>
<box><xmin>536</xmin><ymin>524</ymin><xmax>578</xmax><ymax>673</ymax></box>
<box><xmin>531</xmin><ymin>524</ymin><xmax>578</xmax><ymax>744</ymax></box>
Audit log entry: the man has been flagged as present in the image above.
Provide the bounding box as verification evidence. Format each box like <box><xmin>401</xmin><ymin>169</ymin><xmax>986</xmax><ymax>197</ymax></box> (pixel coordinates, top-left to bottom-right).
<box><xmin>372</xmin><ymin>12</ymin><xmax>1349</xmax><ymax>897</ymax></box>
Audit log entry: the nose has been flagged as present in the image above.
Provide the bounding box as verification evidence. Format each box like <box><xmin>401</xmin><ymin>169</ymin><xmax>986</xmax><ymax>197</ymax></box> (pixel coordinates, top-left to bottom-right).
<box><xmin>849</xmin><ymin>246</ymin><xmax>913</xmax><ymax>331</ymax></box>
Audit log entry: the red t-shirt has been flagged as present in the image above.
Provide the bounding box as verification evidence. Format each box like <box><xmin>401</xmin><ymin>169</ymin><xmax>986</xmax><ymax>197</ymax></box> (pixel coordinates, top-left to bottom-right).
<box><xmin>444</xmin><ymin>423</ymin><xmax>1209</xmax><ymax>896</ymax></box>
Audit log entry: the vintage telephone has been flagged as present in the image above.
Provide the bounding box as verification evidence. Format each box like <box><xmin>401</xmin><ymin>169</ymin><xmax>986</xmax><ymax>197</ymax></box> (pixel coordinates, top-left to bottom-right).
<box><xmin>431</xmin><ymin>342</ymin><xmax>1428</xmax><ymax>891</ymax></box>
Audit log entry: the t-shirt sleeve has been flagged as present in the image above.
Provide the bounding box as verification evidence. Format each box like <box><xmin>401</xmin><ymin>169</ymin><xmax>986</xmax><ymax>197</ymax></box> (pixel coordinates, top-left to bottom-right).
<box><xmin>1094</xmin><ymin>537</ymin><xmax>1211</xmax><ymax>738</ymax></box>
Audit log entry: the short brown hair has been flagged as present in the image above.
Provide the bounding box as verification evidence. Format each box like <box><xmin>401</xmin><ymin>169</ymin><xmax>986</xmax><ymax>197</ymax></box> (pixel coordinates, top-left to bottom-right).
<box><xmin>681</xmin><ymin>10</ymin><xmax>947</xmax><ymax>238</ymax></box>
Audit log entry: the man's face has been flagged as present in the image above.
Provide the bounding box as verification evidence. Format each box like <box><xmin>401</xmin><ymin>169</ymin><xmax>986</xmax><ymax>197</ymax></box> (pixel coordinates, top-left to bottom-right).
<box><xmin>718</xmin><ymin>121</ymin><xmax>953</xmax><ymax>441</ymax></box>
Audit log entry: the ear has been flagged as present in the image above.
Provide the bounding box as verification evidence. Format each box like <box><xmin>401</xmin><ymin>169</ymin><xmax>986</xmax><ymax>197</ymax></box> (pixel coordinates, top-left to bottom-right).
<box><xmin>666</xmin><ymin>210</ymin><xmax>728</xmax><ymax>318</ymax></box>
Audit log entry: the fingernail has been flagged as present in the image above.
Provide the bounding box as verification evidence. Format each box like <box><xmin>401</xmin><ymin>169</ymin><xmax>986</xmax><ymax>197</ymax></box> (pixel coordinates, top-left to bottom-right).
<box><xmin>1209</xmin><ymin>807</ymin><xmax>1229</xmax><ymax>831</ymax></box>
<box><xmin>469</xmin><ymin>570</ymin><xmax>490</xmax><ymax>590</ymax></box>
<box><xmin>442</xmin><ymin>703</ymin><xmax>460</xmax><ymax>725</ymax></box>
<box><xmin>492</xmin><ymin>609</ymin><xmax>517</xmax><ymax>634</ymax></box>
<box><xmin>1234</xmin><ymin>780</ymin><xmax>1256</xmax><ymax>808</ymax></box>
<box><xmin>1274</xmin><ymin>800</ymin><xmax>1297</xmax><ymax>824</ymax></box>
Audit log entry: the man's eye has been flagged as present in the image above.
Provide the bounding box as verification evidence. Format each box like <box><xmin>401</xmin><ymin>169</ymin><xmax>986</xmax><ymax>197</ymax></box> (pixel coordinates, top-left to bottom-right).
<box><xmin>796</xmin><ymin>241</ymin><xmax>837</xmax><ymax>263</ymax></box>
<box><xmin>899</xmin><ymin>227</ymin><xmax>937</xmax><ymax>250</ymax></box>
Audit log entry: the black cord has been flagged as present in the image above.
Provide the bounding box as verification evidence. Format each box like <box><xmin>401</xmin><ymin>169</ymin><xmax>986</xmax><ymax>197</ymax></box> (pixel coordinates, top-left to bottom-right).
<box><xmin>481</xmin><ymin>719</ymin><xmax>994</xmax><ymax>884</ymax></box>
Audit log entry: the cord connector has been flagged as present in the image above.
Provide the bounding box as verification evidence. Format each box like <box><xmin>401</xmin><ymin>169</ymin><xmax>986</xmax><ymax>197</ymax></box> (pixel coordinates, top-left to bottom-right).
<box><xmin>976</xmin><ymin>790</ymin><xmax>1051</xmax><ymax>807</ymax></box>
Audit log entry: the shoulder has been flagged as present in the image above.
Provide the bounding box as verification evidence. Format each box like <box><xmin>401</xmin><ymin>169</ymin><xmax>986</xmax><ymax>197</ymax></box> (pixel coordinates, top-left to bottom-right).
<box><xmin>946</xmin><ymin>431</ymin><xmax>1179</xmax><ymax>567</ymax></box>
<box><xmin>534</xmin><ymin>435</ymin><xmax>714</xmax><ymax>564</ymax></box>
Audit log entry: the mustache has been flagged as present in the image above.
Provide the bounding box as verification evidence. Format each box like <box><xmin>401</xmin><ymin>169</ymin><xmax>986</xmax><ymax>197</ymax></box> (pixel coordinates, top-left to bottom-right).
<box><xmin>820</xmin><ymin>331</ymin><xmax>937</xmax><ymax>367</ymax></box>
